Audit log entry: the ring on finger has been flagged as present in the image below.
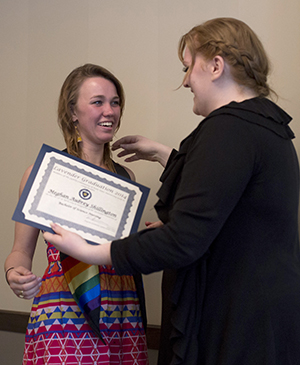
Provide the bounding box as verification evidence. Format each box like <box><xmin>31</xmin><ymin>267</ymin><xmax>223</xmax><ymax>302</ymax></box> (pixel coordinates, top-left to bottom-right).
<box><xmin>19</xmin><ymin>290</ymin><xmax>24</xmax><ymax>299</ymax></box>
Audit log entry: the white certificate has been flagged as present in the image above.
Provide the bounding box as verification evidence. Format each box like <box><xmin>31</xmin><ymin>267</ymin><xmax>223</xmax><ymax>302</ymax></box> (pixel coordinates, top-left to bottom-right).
<box><xmin>13</xmin><ymin>144</ymin><xmax>149</xmax><ymax>244</ymax></box>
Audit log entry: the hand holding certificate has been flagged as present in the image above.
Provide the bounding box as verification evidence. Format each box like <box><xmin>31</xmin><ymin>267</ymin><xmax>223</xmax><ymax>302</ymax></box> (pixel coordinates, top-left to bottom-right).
<box><xmin>44</xmin><ymin>222</ymin><xmax>112</xmax><ymax>265</ymax></box>
<box><xmin>13</xmin><ymin>144</ymin><xmax>149</xmax><ymax>245</ymax></box>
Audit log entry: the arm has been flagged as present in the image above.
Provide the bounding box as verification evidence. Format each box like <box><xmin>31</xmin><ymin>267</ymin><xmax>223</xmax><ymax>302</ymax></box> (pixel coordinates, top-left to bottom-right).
<box><xmin>43</xmin><ymin>223</ymin><xmax>112</xmax><ymax>266</ymax></box>
<box><xmin>43</xmin><ymin>221</ymin><xmax>163</xmax><ymax>265</ymax></box>
<box><xmin>111</xmin><ymin>117</ymin><xmax>257</xmax><ymax>275</ymax></box>
<box><xmin>112</xmin><ymin>135</ymin><xmax>172</xmax><ymax>168</ymax></box>
<box><xmin>45</xmin><ymin>118</ymin><xmax>256</xmax><ymax>275</ymax></box>
<box><xmin>4</xmin><ymin>165</ymin><xmax>42</xmax><ymax>299</ymax></box>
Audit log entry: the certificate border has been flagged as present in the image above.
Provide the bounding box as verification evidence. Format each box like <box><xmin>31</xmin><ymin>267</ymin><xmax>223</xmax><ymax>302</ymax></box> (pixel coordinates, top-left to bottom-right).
<box><xmin>12</xmin><ymin>144</ymin><xmax>150</xmax><ymax>244</ymax></box>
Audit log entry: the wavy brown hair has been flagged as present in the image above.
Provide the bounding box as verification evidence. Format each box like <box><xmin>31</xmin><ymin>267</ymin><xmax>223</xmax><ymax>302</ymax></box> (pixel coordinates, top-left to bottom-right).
<box><xmin>58</xmin><ymin>63</ymin><xmax>125</xmax><ymax>172</ymax></box>
<box><xmin>178</xmin><ymin>17</ymin><xmax>276</xmax><ymax>98</ymax></box>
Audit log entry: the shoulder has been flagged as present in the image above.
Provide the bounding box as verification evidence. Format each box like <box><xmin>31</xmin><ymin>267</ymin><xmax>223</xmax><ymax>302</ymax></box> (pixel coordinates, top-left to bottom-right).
<box><xmin>187</xmin><ymin>114</ymin><xmax>259</xmax><ymax>165</ymax></box>
<box><xmin>196</xmin><ymin>113</ymin><xmax>253</xmax><ymax>143</ymax></box>
<box><xmin>112</xmin><ymin>160</ymin><xmax>136</xmax><ymax>181</ymax></box>
<box><xmin>123</xmin><ymin>166</ymin><xmax>135</xmax><ymax>182</ymax></box>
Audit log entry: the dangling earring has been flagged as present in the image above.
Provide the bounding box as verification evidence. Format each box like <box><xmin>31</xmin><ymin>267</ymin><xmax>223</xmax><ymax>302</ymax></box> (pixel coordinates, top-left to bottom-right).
<box><xmin>74</xmin><ymin>123</ymin><xmax>82</xmax><ymax>142</ymax></box>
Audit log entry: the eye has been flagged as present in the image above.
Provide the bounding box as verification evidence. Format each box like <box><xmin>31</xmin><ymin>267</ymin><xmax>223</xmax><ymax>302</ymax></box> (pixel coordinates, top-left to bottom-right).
<box><xmin>93</xmin><ymin>100</ymin><xmax>103</xmax><ymax>106</ymax></box>
<box><xmin>111</xmin><ymin>99</ymin><xmax>120</xmax><ymax>107</ymax></box>
<box><xmin>182</xmin><ymin>66</ymin><xmax>189</xmax><ymax>73</ymax></box>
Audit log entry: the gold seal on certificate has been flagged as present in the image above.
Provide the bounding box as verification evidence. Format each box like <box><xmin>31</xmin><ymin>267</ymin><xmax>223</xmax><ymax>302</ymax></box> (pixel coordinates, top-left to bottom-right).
<box><xmin>13</xmin><ymin>145</ymin><xmax>149</xmax><ymax>244</ymax></box>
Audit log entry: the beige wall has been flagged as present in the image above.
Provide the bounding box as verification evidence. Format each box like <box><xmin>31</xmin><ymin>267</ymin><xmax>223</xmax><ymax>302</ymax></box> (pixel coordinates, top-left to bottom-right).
<box><xmin>1</xmin><ymin>0</ymin><xmax>300</xmax><ymax>326</ymax></box>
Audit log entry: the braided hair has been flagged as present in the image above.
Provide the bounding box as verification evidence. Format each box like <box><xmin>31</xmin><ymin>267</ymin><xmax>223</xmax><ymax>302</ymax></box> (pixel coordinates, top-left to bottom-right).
<box><xmin>178</xmin><ymin>18</ymin><xmax>276</xmax><ymax>98</ymax></box>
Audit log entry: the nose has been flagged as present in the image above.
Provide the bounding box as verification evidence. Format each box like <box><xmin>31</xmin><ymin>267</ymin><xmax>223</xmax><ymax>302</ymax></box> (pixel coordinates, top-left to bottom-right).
<box><xmin>103</xmin><ymin>102</ymin><xmax>113</xmax><ymax>116</ymax></box>
<box><xmin>183</xmin><ymin>75</ymin><xmax>190</xmax><ymax>88</ymax></box>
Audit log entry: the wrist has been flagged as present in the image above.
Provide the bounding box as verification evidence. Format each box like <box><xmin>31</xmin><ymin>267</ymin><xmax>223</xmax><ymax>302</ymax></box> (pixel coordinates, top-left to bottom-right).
<box><xmin>156</xmin><ymin>144</ymin><xmax>172</xmax><ymax>167</ymax></box>
<box><xmin>5</xmin><ymin>267</ymin><xmax>14</xmax><ymax>285</ymax></box>
<box><xmin>92</xmin><ymin>242</ymin><xmax>112</xmax><ymax>266</ymax></box>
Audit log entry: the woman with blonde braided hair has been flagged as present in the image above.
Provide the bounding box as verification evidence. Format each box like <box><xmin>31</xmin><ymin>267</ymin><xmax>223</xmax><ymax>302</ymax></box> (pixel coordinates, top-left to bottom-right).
<box><xmin>178</xmin><ymin>17</ymin><xmax>272</xmax><ymax>98</ymax></box>
<box><xmin>45</xmin><ymin>19</ymin><xmax>300</xmax><ymax>364</ymax></box>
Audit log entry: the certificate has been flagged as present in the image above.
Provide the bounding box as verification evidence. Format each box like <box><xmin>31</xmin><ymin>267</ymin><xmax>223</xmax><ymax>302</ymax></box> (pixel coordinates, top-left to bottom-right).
<box><xmin>12</xmin><ymin>144</ymin><xmax>150</xmax><ymax>244</ymax></box>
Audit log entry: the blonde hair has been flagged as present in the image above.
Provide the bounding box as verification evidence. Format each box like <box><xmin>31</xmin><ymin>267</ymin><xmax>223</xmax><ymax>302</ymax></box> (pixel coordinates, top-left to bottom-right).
<box><xmin>58</xmin><ymin>63</ymin><xmax>125</xmax><ymax>172</ymax></box>
<box><xmin>178</xmin><ymin>17</ymin><xmax>275</xmax><ymax>98</ymax></box>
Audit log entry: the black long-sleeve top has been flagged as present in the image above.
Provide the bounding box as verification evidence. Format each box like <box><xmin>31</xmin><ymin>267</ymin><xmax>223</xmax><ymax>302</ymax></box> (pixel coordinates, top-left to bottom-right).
<box><xmin>112</xmin><ymin>97</ymin><xmax>300</xmax><ymax>364</ymax></box>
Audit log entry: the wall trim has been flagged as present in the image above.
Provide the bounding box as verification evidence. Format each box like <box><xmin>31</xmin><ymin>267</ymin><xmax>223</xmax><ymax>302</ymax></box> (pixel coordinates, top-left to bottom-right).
<box><xmin>0</xmin><ymin>309</ymin><xmax>29</xmax><ymax>334</ymax></box>
<box><xmin>0</xmin><ymin>309</ymin><xmax>160</xmax><ymax>350</ymax></box>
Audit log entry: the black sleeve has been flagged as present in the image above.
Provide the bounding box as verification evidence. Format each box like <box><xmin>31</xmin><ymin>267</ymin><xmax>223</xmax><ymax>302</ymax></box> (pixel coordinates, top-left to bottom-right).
<box><xmin>111</xmin><ymin>116</ymin><xmax>257</xmax><ymax>275</ymax></box>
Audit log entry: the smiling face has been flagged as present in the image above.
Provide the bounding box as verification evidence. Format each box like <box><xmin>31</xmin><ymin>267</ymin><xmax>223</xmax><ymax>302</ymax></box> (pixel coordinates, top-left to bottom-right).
<box><xmin>72</xmin><ymin>77</ymin><xmax>121</xmax><ymax>147</ymax></box>
<box><xmin>182</xmin><ymin>47</ymin><xmax>215</xmax><ymax>117</ymax></box>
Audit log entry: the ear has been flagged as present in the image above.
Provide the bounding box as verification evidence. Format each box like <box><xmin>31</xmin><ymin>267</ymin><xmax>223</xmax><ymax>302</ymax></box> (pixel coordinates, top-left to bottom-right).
<box><xmin>210</xmin><ymin>55</ymin><xmax>225</xmax><ymax>81</ymax></box>
<box><xmin>70</xmin><ymin>105</ymin><xmax>78</xmax><ymax>122</ymax></box>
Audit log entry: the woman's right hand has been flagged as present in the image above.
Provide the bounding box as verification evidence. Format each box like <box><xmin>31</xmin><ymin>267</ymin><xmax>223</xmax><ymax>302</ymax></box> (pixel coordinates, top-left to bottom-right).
<box><xmin>5</xmin><ymin>164</ymin><xmax>42</xmax><ymax>300</ymax></box>
<box><xmin>112</xmin><ymin>135</ymin><xmax>172</xmax><ymax>168</ymax></box>
<box><xmin>6</xmin><ymin>266</ymin><xmax>42</xmax><ymax>300</ymax></box>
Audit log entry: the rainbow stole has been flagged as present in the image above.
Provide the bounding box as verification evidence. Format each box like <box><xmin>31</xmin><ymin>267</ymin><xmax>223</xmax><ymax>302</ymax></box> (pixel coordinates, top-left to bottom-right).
<box><xmin>60</xmin><ymin>252</ymin><xmax>105</xmax><ymax>343</ymax></box>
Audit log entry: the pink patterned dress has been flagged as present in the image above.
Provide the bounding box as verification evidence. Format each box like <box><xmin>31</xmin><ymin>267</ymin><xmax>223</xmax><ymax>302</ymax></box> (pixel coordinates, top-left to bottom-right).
<box><xmin>22</xmin><ymin>242</ymin><xmax>149</xmax><ymax>364</ymax></box>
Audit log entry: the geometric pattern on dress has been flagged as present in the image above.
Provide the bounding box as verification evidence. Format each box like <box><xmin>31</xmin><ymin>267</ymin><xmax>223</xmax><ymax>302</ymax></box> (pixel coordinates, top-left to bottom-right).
<box><xmin>23</xmin><ymin>242</ymin><xmax>149</xmax><ymax>365</ymax></box>
<box><xmin>23</xmin><ymin>330</ymin><xmax>148</xmax><ymax>364</ymax></box>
